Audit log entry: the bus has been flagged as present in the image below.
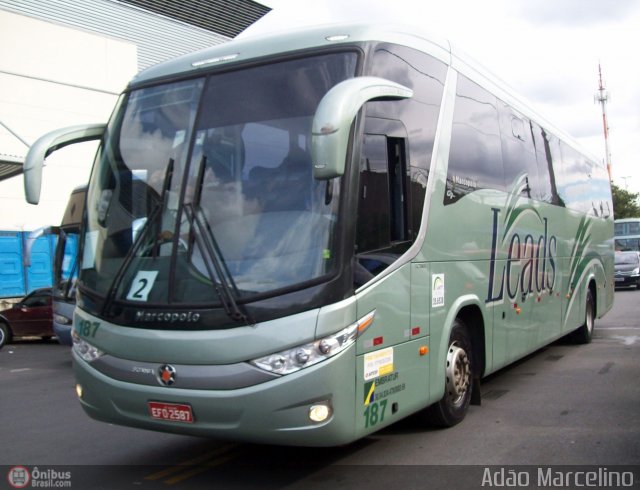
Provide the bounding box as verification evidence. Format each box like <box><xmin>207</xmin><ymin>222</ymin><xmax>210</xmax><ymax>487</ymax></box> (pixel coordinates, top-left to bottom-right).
<box><xmin>614</xmin><ymin>218</ymin><xmax>640</xmax><ymax>251</ymax></box>
<box><xmin>24</xmin><ymin>186</ymin><xmax>85</xmax><ymax>345</ymax></box>
<box><xmin>52</xmin><ymin>185</ymin><xmax>86</xmax><ymax>345</ymax></box>
<box><xmin>23</xmin><ymin>23</ymin><xmax>614</xmax><ymax>446</ymax></box>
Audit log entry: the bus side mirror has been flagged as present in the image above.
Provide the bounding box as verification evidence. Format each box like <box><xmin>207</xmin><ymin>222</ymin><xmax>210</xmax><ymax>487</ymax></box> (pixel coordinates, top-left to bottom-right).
<box><xmin>311</xmin><ymin>77</ymin><xmax>413</xmax><ymax>180</ymax></box>
<box><xmin>24</xmin><ymin>124</ymin><xmax>106</xmax><ymax>204</ymax></box>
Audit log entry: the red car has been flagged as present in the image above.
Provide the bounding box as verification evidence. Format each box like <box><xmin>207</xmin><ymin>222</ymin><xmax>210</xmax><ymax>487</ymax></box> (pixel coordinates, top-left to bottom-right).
<box><xmin>0</xmin><ymin>288</ymin><xmax>53</xmax><ymax>348</ymax></box>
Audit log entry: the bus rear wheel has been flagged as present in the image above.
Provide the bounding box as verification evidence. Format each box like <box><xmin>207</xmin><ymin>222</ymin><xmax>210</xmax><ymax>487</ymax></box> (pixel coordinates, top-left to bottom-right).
<box><xmin>570</xmin><ymin>288</ymin><xmax>595</xmax><ymax>344</ymax></box>
<box><xmin>423</xmin><ymin>318</ymin><xmax>474</xmax><ymax>427</ymax></box>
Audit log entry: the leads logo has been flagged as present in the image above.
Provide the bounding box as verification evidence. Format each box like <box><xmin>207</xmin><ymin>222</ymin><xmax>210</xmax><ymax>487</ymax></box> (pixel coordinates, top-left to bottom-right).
<box><xmin>486</xmin><ymin>207</ymin><xmax>557</xmax><ymax>305</ymax></box>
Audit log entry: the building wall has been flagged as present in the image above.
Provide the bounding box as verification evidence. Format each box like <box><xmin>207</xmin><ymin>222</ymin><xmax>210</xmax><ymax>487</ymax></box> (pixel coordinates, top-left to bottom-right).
<box><xmin>0</xmin><ymin>0</ymin><xmax>231</xmax><ymax>71</ymax></box>
<box><xmin>0</xmin><ymin>0</ymin><xmax>243</xmax><ymax>231</ymax></box>
<box><xmin>0</xmin><ymin>9</ymin><xmax>138</xmax><ymax>230</ymax></box>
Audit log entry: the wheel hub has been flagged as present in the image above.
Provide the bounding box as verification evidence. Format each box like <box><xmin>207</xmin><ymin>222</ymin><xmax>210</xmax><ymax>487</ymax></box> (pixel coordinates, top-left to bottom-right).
<box><xmin>446</xmin><ymin>342</ymin><xmax>470</xmax><ymax>404</ymax></box>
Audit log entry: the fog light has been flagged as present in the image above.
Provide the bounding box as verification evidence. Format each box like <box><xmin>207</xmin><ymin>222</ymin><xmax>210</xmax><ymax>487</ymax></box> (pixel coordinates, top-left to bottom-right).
<box><xmin>309</xmin><ymin>403</ymin><xmax>332</xmax><ymax>423</ymax></box>
<box><xmin>76</xmin><ymin>384</ymin><xmax>83</xmax><ymax>399</ymax></box>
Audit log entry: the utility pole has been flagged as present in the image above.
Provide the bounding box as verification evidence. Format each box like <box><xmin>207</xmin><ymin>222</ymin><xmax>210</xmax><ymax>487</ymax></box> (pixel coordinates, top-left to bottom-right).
<box><xmin>595</xmin><ymin>63</ymin><xmax>612</xmax><ymax>181</ymax></box>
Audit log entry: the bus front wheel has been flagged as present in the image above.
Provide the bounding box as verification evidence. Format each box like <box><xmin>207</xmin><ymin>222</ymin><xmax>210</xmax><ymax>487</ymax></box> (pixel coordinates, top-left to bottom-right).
<box><xmin>423</xmin><ymin>318</ymin><xmax>474</xmax><ymax>427</ymax></box>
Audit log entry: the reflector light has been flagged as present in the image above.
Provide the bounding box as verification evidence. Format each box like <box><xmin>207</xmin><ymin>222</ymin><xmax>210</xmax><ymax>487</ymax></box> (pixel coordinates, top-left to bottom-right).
<box><xmin>325</xmin><ymin>34</ymin><xmax>349</xmax><ymax>42</ymax></box>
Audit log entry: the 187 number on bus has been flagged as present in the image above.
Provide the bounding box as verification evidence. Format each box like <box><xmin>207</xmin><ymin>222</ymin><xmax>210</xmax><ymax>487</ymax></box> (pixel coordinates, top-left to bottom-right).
<box><xmin>364</xmin><ymin>400</ymin><xmax>387</xmax><ymax>428</ymax></box>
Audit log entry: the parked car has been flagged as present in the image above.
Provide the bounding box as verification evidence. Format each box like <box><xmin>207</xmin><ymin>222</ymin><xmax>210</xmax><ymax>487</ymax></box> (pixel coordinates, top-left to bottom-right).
<box><xmin>0</xmin><ymin>288</ymin><xmax>53</xmax><ymax>348</ymax></box>
<box><xmin>614</xmin><ymin>251</ymin><xmax>640</xmax><ymax>289</ymax></box>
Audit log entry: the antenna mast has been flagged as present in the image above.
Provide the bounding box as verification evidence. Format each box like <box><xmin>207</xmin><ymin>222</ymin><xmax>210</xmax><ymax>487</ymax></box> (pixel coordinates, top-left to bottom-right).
<box><xmin>595</xmin><ymin>63</ymin><xmax>612</xmax><ymax>180</ymax></box>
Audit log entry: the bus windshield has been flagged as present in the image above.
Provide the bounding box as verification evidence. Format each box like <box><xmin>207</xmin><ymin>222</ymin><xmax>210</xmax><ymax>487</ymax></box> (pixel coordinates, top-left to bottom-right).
<box><xmin>80</xmin><ymin>52</ymin><xmax>357</xmax><ymax>312</ymax></box>
<box><xmin>54</xmin><ymin>229</ymin><xmax>80</xmax><ymax>301</ymax></box>
<box><xmin>53</xmin><ymin>187</ymin><xmax>85</xmax><ymax>302</ymax></box>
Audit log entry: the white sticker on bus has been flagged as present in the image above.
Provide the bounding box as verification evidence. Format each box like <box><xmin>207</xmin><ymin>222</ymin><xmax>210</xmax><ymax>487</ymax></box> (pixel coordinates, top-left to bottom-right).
<box><xmin>126</xmin><ymin>271</ymin><xmax>159</xmax><ymax>302</ymax></box>
<box><xmin>364</xmin><ymin>347</ymin><xmax>394</xmax><ymax>381</ymax></box>
<box><xmin>432</xmin><ymin>274</ymin><xmax>445</xmax><ymax>308</ymax></box>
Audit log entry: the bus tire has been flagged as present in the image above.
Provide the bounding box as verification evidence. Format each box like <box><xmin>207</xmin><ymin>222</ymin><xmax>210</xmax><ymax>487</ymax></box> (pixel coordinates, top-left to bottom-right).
<box><xmin>423</xmin><ymin>318</ymin><xmax>474</xmax><ymax>427</ymax></box>
<box><xmin>0</xmin><ymin>322</ymin><xmax>11</xmax><ymax>349</ymax></box>
<box><xmin>570</xmin><ymin>288</ymin><xmax>595</xmax><ymax>344</ymax></box>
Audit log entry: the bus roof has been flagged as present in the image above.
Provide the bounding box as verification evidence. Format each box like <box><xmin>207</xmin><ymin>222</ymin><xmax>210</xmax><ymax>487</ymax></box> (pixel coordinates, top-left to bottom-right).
<box><xmin>130</xmin><ymin>23</ymin><xmax>451</xmax><ymax>86</ymax></box>
<box><xmin>129</xmin><ymin>22</ymin><xmax>600</xmax><ymax>166</ymax></box>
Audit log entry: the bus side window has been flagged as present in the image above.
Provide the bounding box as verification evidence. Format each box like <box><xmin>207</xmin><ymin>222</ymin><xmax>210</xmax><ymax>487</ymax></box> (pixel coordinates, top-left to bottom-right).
<box><xmin>445</xmin><ymin>75</ymin><xmax>504</xmax><ymax>205</ymax></box>
<box><xmin>499</xmin><ymin>102</ymin><xmax>540</xmax><ymax>199</ymax></box>
<box><xmin>354</xmin><ymin>132</ymin><xmax>410</xmax><ymax>286</ymax></box>
<box><xmin>531</xmin><ymin>123</ymin><xmax>557</xmax><ymax>204</ymax></box>
<box><xmin>559</xmin><ymin>142</ymin><xmax>591</xmax><ymax>214</ymax></box>
<box><xmin>368</xmin><ymin>43</ymin><xmax>447</xmax><ymax>240</ymax></box>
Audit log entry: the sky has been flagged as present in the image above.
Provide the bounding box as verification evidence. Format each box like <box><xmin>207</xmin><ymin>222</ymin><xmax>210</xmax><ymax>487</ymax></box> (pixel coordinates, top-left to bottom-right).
<box><xmin>245</xmin><ymin>0</ymin><xmax>640</xmax><ymax>194</ymax></box>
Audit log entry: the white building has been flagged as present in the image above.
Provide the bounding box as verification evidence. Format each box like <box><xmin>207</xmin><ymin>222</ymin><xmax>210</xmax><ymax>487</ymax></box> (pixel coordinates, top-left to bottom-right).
<box><xmin>0</xmin><ymin>0</ymin><xmax>268</xmax><ymax>230</ymax></box>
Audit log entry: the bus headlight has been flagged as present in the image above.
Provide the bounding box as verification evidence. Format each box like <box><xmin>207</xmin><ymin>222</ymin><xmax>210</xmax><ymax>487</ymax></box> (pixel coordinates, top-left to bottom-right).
<box><xmin>72</xmin><ymin>330</ymin><xmax>105</xmax><ymax>362</ymax></box>
<box><xmin>250</xmin><ymin>311</ymin><xmax>375</xmax><ymax>375</ymax></box>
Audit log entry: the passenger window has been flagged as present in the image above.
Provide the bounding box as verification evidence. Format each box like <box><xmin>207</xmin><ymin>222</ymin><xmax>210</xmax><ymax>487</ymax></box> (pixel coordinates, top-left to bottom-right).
<box><xmin>356</xmin><ymin>134</ymin><xmax>392</xmax><ymax>254</ymax></box>
<box><xmin>445</xmin><ymin>75</ymin><xmax>504</xmax><ymax>205</ymax></box>
<box><xmin>499</xmin><ymin>102</ymin><xmax>539</xmax><ymax>199</ymax></box>
<box><xmin>559</xmin><ymin>143</ymin><xmax>595</xmax><ymax>214</ymax></box>
<box><xmin>530</xmin><ymin>123</ymin><xmax>558</xmax><ymax>204</ymax></box>
<box><xmin>355</xmin><ymin>126</ymin><xmax>410</xmax><ymax>287</ymax></box>
<box><xmin>368</xmin><ymin>43</ymin><xmax>446</xmax><ymax>236</ymax></box>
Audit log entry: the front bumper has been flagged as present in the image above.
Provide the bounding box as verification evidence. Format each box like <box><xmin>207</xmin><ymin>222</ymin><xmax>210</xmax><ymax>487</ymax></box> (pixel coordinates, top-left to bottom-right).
<box><xmin>73</xmin><ymin>345</ymin><xmax>357</xmax><ymax>447</ymax></box>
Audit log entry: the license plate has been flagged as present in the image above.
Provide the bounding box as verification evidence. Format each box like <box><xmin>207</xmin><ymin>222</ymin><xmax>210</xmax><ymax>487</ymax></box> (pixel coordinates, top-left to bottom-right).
<box><xmin>148</xmin><ymin>402</ymin><xmax>194</xmax><ymax>423</ymax></box>
<box><xmin>615</xmin><ymin>277</ymin><xmax>624</xmax><ymax>282</ymax></box>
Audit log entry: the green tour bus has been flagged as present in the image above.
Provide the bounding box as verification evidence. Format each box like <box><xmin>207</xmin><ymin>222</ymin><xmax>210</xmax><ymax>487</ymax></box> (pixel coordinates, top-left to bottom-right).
<box><xmin>23</xmin><ymin>23</ymin><xmax>614</xmax><ymax>446</ymax></box>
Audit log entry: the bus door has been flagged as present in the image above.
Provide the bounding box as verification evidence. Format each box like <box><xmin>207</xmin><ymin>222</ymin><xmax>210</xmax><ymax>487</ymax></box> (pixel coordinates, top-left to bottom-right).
<box><xmin>354</xmin><ymin>117</ymin><xmax>428</xmax><ymax>432</ymax></box>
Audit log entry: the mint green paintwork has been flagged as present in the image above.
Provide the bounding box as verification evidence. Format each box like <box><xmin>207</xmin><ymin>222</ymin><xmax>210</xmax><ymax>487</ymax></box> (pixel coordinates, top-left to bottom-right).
<box><xmin>65</xmin><ymin>23</ymin><xmax>613</xmax><ymax>446</ymax></box>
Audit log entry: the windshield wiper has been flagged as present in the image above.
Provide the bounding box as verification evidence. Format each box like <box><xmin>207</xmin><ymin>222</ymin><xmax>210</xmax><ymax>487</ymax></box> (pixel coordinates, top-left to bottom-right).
<box><xmin>100</xmin><ymin>204</ymin><xmax>163</xmax><ymax>316</ymax></box>
<box><xmin>150</xmin><ymin>158</ymin><xmax>175</xmax><ymax>258</ymax></box>
<box><xmin>184</xmin><ymin>203</ymin><xmax>252</xmax><ymax>325</ymax></box>
<box><xmin>100</xmin><ymin>160</ymin><xmax>170</xmax><ymax>316</ymax></box>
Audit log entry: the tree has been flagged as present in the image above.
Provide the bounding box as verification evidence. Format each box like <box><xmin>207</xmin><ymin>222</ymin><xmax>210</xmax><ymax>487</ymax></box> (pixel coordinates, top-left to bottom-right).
<box><xmin>611</xmin><ymin>182</ymin><xmax>640</xmax><ymax>219</ymax></box>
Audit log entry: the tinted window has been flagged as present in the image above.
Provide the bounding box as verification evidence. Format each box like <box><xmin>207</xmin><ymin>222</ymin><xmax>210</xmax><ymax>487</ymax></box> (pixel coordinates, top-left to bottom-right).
<box><xmin>356</xmin><ymin>133</ymin><xmax>392</xmax><ymax>253</ymax></box>
<box><xmin>499</xmin><ymin>102</ymin><xmax>540</xmax><ymax>199</ymax></box>
<box><xmin>546</xmin><ymin>133</ymin><xmax>566</xmax><ymax>207</ymax></box>
<box><xmin>557</xmin><ymin>143</ymin><xmax>591</xmax><ymax>214</ymax></box>
<box><xmin>446</xmin><ymin>75</ymin><xmax>503</xmax><ymax>205</ymax></box>
<box><xmin>23</xmin><ymin>292</ymin><xmax>50</xmax><ymax>307</ymax></box>
<box><xmin>530</xmin><ymin>123</ymin><xmax>561</xmax><ymax>204</ymax></box>
<box><xmin>590</xmin><ymin>159</ymin><xmax>613</xmax><ymax>218</ymax></box>
<box><xmin>368</xmin><ymin>44</ymin><xmax>446</xmax><ymax>231</ymax></box>
<box><xmin>355</xmin><ymin>110</ymin><xmax>417</xmax><ymax>285</ymax></box>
